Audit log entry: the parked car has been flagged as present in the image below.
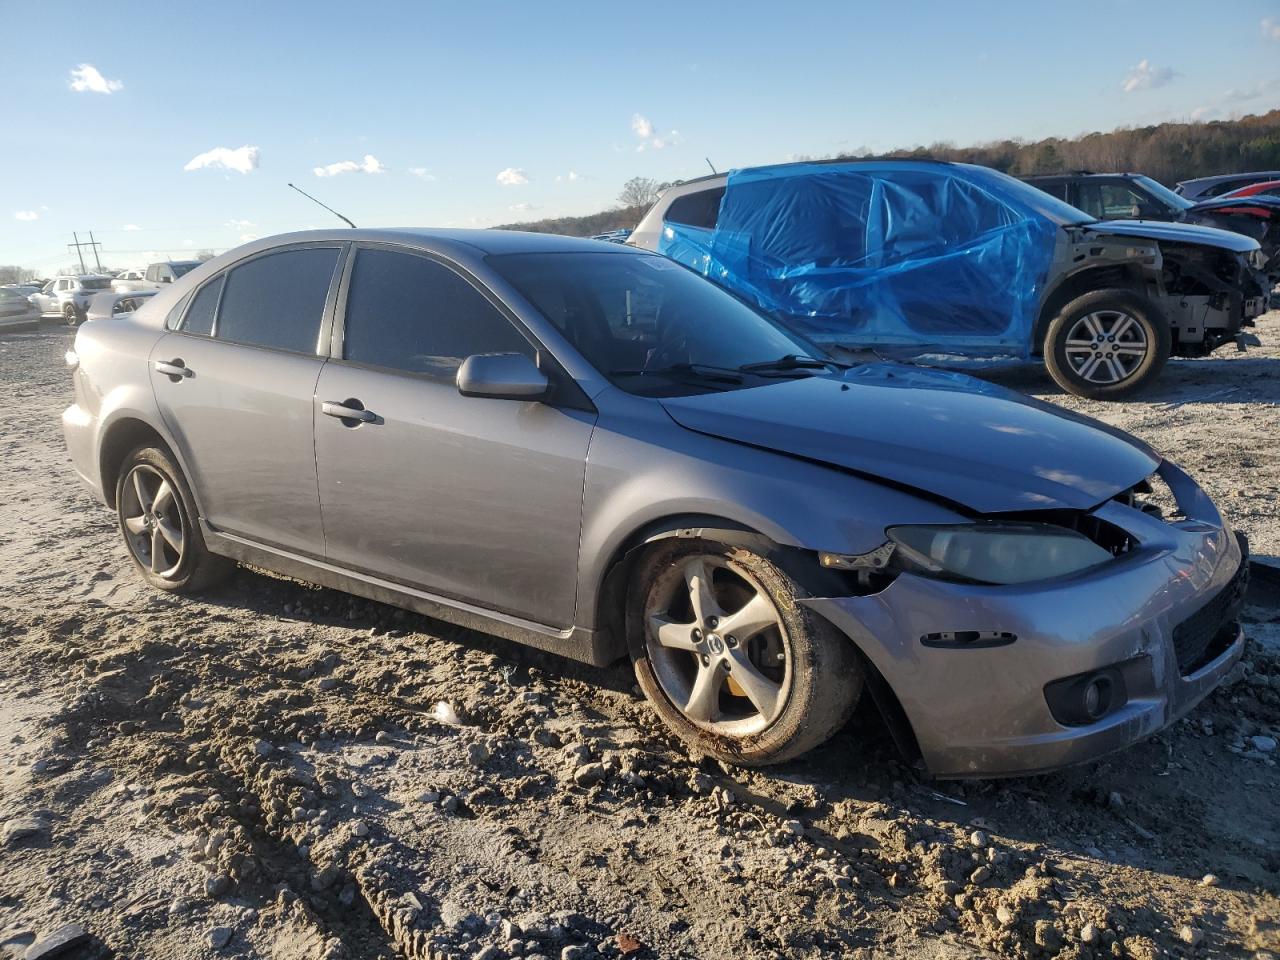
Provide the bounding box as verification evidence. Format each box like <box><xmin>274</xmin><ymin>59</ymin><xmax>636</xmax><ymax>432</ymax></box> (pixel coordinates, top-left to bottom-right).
<box><xmin>30</xmin><ymin>274</ymin><xmax>115</xmax><ymax>324</ymax></box>
<box><xmin>142</xmin><ymin>260</ymin><xmax>201</xmax><ymax>289</ymax></box>
<box><xmin>3</xmin><ymin>284</ymin><xmax>43</xmax><ymax>298</ymax></box>
<box><xmin>1175</xmin><ymin>171</ymin><xmax>1280</xmax><ymax>201</ymax></box>
<box><xmin>629</xmin><ymin>160</ymin><xmax>1270</xmax><ymax>399</ymax></box>
<box><xmin>85</xmin><ymin>289</ymin><xmax>157</xmax><ymax>324</ymax></box>
<box><xmin>1022</xmin><ymin>171</ymin><xmax>1280</xmax><ymax>277</ymax></box>
<box><xmin>111</xmin><ymin>269</ymin><xmax>147</xmax><ymax>293</ymax></box>
<box><xmin>62</xmin><ymin>229</ymin><xmax>1248</xmax><ymax>775</ymax></box>
<box><xmin>1221</xmin><ymin>179</ymin><xmax>1280</xmax><ymax>200</ymax></box>
<box><xmin>0</xmin><ymin>287</ymin><xmax>41</xmax><ymax>330</ymax></box>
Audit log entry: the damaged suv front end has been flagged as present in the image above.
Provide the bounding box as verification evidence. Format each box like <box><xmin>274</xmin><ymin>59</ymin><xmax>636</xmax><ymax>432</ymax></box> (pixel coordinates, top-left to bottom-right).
<box><xmin>805</xmin><ymin>457</ymin><xmax>1246</xmax><ymax>778</ymax></box>
<box><xmin>1063</xmin><ymin>219</ymin><xmax>1271</xmax><ymax>357</ymax></box>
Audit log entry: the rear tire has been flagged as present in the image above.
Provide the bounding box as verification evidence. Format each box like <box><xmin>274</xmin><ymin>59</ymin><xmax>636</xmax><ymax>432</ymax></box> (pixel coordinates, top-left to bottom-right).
<box><xmin>627</xmin><ymin>538</ymin><xmax>862</xmax><ymax>766</ymax></box>
<box><xmin>115</xmin><ymin>445</ymin><xmax>233</xmax><ymax>593</ymax></box>
<box><xmin>1043</xmin><ymin>289</ymin><xmax>1170</xmax><ymax>400</ymax></box>
<box><xmin>63</xmin><ymin>303</ymin><xmax>83</xmax><ymax>327</ymax></box>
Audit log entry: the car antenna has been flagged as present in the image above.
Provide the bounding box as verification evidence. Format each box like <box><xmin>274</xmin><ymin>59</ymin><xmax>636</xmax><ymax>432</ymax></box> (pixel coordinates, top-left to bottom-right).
<box><xmin>705</xmin><ymin>157</ymin><xmax>717</xmax><ymax>174</ymax></box>
<box><xmin>286</xmin><ymin>182</ymin><xmax>357</xmax><ymax>228</ymax></box>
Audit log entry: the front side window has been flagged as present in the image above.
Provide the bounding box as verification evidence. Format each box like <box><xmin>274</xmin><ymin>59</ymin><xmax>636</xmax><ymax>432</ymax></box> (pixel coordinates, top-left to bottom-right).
<box><xmin>216</xmin><ymin>247</ymin><xmax>339</xmax><ymax>353</ymax></box>
<box><xmin>1075</xmin><ymin>182</ymin><xmax>1154</xmax><ymax>220</ymax></box>
<box><xmin>489</xmin><ymin>251</ymin><xmax>821</xmax><ymax>397</ymax></box>
<box><xmin>342</xmin><ymin>248</ymin><xmax>533</xmax><ymax>379</ymax></box>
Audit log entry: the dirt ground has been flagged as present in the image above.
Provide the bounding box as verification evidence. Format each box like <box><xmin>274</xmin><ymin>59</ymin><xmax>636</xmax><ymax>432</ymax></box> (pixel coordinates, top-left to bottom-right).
<box><xmin>1</xmin><ymin>317</ymin><xmax>1278</xmax><ymax>960</ymax></box>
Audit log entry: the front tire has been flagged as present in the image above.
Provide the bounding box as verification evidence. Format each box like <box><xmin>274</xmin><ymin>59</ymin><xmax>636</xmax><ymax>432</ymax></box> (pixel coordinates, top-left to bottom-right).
<box><xmin>628</xmin><ymin>539</ymin><xmax>863</xmax><ymax>766</ymax></box>
<box><xmin>115</xmin><ymin>446</ymin><xmax>233</xmax><ymax>593</ymax></box>
<box><xmin>63</xmin><ymin>303</ymin><xmax>83</xmax><ymax>327</ymax></box>
<box><xmin>1043</xmin><ymin>289</ymin><xmax>1171</xmax><ymax>400</ymax></box>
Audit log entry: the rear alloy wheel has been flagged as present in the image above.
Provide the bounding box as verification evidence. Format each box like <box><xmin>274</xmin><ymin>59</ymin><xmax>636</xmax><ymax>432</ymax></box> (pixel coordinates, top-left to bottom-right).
<box><xmin>1044</xmin><ymin>288</ymin><xmax>1171</xmax><ymax>400</ymax></box>
<box><xmin>115</xmin><ymin>446</ymin><xmax>233</xmax><ymax>592</ymax></box>
<box><xmin>63</xmin><ymin>303</ymin><xmax>83</xmax><ymax>326</ymax></box>
<box><xmin>629</xmin><ymin>539</ymin><xmax>863</xmax><ymax>765</ymax></box>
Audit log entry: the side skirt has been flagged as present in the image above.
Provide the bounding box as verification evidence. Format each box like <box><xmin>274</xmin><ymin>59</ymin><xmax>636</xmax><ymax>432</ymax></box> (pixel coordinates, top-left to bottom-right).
<box><xmin>202</xmin><ymin>523</ymin><xmax>624</xmax><ymax>667</ymax></box>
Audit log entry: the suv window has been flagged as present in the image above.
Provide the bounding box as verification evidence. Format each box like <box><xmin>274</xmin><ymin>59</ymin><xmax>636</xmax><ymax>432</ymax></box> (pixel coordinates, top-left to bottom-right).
<box><xmin>664</xmin><ymin>187</ymin><xmax>725</xmax><ymax>229</ymax></box>
<box><xmin>1075</xmin><ymin>181</ymin><xmax>1150</xmax><ymax>219</ymax></box>
<box><xmin>216</xmin><ymin>247</ymin><xmax>339</xmax><ymax>353</ymax></box>
<box><xmin>182</xmin><ymin>275</ymin><xmax>224</xmax><ymax>336</ymax></box>
<box><xmin>342</xmin><ymin>248</ymin><xmax>533</xmax><ymax>379</ymax></box>
<box><xmin>1032</xmin><ymin>181</ymin><xmax>1068</xmax><ymax>201</ymax></box>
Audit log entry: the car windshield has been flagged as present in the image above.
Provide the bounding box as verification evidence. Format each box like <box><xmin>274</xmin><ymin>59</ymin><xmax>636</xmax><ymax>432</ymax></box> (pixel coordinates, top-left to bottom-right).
<box><xmin>1133</xmin><ymin>175</ymin><xmax>1194</xmax><ymax>211</ymax></box>
<box><xmin>172</xmin><ymin>262</ymin><xmax>200</xmax><ymax>277</ymax></box>
<box><xmin>959</xmin><ymin>164</ymin><xmax>1096</xmax><ymax>225</ymax></box>
<box><xmin>488</xmin><ymin>251</ymin><xmax>828</xmax><ymax>396</ymax></box>
<box><xmin>82</xmin><ymin>278</ymin><xmax>112</xmax><ymax>290</ymax></box>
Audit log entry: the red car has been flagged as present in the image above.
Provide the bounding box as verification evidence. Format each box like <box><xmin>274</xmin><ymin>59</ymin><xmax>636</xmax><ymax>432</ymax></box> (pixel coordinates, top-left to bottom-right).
<box><xmin>1222</xmin><ymin>179</ymin><xmax>1280</xmax><ymax>199</ymax></box>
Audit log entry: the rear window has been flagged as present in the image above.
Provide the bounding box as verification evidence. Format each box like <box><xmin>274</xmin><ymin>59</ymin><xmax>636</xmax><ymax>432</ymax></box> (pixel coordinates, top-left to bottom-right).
<box><xmin>172</xmin><ymin>262</ymin><xmax>200</xmax><ymax>278</ymax></box>
<box><xmin>216</xmin><ymin>247</ymin><xmax>340</xmax><ymax>353</ymax></box>
<box><xmin>82</xmin><ymin>278</ymin><xmax>112</xmax><ymax>290</ymax></box>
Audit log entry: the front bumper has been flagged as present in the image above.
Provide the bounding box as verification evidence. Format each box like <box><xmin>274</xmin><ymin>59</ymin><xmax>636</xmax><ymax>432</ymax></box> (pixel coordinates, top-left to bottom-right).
<box><xmin>804</xmin><ymin>462</ymin><xmax>1246</xmax><ymax>778</ymax></box>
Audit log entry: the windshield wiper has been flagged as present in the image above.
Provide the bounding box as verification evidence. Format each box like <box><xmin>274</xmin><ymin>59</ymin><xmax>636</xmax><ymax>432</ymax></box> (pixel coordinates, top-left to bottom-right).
<box><xmin>738</xmin><ymin>354</ymin><xmax>844</xmax><ymax>374</ymax></box>
<box><xmin>608</xmin><ymin>362</ymin><xmax>745</xmax><ymax>385</ymax></box>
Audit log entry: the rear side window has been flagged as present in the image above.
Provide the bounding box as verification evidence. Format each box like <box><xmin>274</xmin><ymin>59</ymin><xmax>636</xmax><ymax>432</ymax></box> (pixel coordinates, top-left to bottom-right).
<box><xmin>342</xmin><ymin>248</ymin><xmax>532</xmax><ymax>379</ymax></box>
<box><xmin>182</xmin><ymin>276</ymin><xmax>223</xmax><ymax>336</ymax></box>
<box><xmin>216</xmin><ymin>247</ymin><xmax>340</xmax><ymax>353</ymax></box>
<box><xmin>664</xmin><ymin>187</ymin><xmax>725</xmax><ymax>229</ymax></box>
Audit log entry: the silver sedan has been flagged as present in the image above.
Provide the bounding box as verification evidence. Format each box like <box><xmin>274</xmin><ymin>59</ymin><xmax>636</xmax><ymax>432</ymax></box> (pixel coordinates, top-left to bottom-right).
<box><xmin>61</xmin><ymin>229</ymin><xmax>1246</xmax><ymax>774</ymax></box>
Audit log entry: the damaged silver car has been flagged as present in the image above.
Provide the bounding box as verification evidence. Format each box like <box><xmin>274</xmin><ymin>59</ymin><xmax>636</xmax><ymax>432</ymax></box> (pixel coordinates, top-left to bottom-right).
<box><xmin>63</xmin><ymin>229</ymin><xmax>1247</xmax><ymax>775</ymax></box>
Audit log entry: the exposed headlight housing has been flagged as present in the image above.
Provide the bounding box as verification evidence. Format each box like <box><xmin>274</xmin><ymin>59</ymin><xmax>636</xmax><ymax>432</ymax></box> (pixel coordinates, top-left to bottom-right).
<box><xmin>885</xmin><ymin>522</ymin><xmax>1113</xmax><ymax>585</ymax></box>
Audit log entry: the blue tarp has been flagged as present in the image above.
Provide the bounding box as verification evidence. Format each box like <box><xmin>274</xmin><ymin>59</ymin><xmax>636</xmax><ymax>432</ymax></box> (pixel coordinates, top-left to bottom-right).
<box><xmin>658</xmin><ymin>161</ymin><xmax>1059</xmax><ymax>359</ymax></box>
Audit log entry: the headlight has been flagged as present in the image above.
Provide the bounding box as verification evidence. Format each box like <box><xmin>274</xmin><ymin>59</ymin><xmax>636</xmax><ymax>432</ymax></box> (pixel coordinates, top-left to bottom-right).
<box><xmin>885</xmin><ymin>522</ymin><xmax>1113</xmax><ymax>585</ymax></box>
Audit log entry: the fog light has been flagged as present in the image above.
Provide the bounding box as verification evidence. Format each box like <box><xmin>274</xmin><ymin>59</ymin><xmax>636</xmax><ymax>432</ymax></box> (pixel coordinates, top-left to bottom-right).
<box><xmin>1044</xmin><ymin>664</ymin><xmax>1130</xmax><ymax>727</ymax></box>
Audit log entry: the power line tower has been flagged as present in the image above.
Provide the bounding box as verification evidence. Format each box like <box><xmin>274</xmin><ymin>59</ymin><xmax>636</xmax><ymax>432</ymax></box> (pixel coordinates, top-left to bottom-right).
<box><xmin>67</xmin><ymin>232</ymin><xmax>104</xmax><ymax>273</ymax></box>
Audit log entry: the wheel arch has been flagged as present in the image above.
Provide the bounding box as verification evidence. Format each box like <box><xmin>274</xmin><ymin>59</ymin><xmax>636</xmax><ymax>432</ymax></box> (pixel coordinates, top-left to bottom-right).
<box><xmin>1034</xmin><ymin>262</ymin><xmax>1150</xmax><ymax>353</ymax></box>
<box><xmin>97</xmin><ymin>414</ymin><xmax>179</xmax><ymax>510</ymax></box>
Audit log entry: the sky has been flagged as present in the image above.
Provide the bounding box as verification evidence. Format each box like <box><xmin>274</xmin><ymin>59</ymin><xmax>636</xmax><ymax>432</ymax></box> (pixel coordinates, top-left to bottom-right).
<box><xmin>2</xmin><ymin>0</ymin><xmax>1279</xmax><ymax>274</ymax></box>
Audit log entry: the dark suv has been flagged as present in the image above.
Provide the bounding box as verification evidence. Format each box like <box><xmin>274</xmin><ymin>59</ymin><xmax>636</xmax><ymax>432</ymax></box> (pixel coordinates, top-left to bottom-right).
<box><xmin>1024</xmin><ymin>172</ymin><xmax>1280</xmax><ymax>276</ymax></box>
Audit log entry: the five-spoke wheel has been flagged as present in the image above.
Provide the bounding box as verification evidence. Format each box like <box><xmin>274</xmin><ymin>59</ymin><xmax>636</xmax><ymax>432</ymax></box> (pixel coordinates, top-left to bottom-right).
<box><xmin>629</xmin><ymin>539</ymin><xmax>863</xmax><ymax>765</ymax></box>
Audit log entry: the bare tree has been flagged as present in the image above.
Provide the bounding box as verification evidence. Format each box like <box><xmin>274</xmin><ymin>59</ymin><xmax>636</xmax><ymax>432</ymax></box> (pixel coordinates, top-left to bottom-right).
<box><xmin>617</xmin><ymin>177</ymin><xmax>664</xmax><ymax>209</ymax></box>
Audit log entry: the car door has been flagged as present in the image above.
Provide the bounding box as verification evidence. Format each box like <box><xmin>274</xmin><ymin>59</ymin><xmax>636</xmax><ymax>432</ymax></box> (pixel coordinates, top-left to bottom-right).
<box><xmin>313</xmin><ymin>245</ymin><xmax>596</xmax><ymax>629</ymax></box>
<box><xmin>149</xmin><ymin>243</ymin><xmax>344</xmax><ymax>556</ymax></box>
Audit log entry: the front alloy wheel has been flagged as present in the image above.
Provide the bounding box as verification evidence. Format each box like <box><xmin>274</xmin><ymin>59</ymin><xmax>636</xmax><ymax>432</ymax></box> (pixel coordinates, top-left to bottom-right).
<box><xmin>629</xmin><ymin>540</ymin><xmax>863</xmax><ymax>766</ymax></box>
<box><xmin>1044</xmin><ymin>288</ymin><xmax>1171</xmax><ymax>400</ymax></box>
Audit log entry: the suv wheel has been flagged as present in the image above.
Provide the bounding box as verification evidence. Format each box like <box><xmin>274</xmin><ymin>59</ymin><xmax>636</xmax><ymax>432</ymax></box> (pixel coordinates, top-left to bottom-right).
<box><xmin>63</xmin><ymin>303</ymin><xmax>83</xmax><ymax>326</ymax></box>
<box><xmin>115</xmin><ymin>446</ymin><xmax>234</xmax><ymax>593</ymax></box>
<box><xmin>1044</xmin><ymin>289</ymin><xmax>1171</xmax><ymax>400</ymax></box>
<box><xmin>628</xmin><ymin>539</ymin><xmax>862</xmax><ymax>765</ymax></box>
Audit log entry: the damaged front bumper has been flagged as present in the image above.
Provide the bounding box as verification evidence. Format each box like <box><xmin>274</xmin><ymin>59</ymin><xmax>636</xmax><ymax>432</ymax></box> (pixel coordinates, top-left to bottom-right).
<box><xmin>803</xmin><ymin>462</ymin><xmax>1247</xmax><ymax>778</ymax></box>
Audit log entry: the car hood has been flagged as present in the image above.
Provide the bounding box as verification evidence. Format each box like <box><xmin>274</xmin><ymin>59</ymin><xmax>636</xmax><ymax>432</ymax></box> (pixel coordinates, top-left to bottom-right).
<box><xmin>658</xmin><ymin>364</ymin><xmax>1159</xmax><ymax>514</ymax></box>
<box><xmin>1189</xmin><ymin>195</ymin><xmax>1280</xmax><ymax>222</ymax></box>
<box><xmin>1085</xmin><ymin>219</ymin><xmax>1260</xmax><ymax>253</ymax></box>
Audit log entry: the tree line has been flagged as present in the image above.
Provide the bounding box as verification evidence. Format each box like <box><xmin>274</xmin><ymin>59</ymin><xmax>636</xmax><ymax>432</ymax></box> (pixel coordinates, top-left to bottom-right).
<box><xmin>498</xmin><ymin>109</ymin><xmax>1280</xmax><ymax>237</ymax></box>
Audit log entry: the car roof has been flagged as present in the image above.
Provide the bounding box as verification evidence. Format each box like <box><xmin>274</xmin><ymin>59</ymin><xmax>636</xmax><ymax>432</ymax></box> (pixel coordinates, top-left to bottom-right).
<box><xmin>228</xmin><ymin>227</ymin><xmax>645</xmax><ymax>258</ymax></box>
<box><xmin>658</xmin><ymin>156</ymin><xmax>960</xmax><ymax>192</ymax></box>
<box><xmin>1176</xmin><ymin>170</ymin><xmax>1280</xmax><ymax>188</ymax></box>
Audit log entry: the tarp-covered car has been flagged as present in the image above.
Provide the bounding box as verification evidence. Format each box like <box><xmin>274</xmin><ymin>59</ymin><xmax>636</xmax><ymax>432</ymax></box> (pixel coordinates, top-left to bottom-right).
<box><xmin>629</xmin><ymin>160</ymin><xmax>1271</xmax><ymax>399</ymax></box>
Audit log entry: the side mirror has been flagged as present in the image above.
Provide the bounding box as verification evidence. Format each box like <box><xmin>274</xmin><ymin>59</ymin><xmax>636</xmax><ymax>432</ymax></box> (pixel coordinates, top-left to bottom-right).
<box><xmin>456</xmin><ymin>353</ymin><xmax>549</xmax><ymax>401</ymax></box>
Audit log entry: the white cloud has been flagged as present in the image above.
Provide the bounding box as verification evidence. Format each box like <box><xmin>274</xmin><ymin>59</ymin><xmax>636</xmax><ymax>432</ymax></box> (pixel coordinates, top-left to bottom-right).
<box><xmin>409</xmin><ymin>167</ymin><xmax>437</xmax><ymax>181</ymax></box>
<box><xmin>1190</xmin><ymin>106</ymin><xmax>1220</xmax><ymax>122</ymax></box>
<box><xmin>225</xmin><ymin>218</ymin><xmax>255</xmax><ymax>230</ymax></box>
<box><xmin>1122</xmin><ymin>59</ymin><xmax>1176</xmax><ymax>93</ymax></box>
<box><xmin>239</xmin><ymin>233</ymin><xmax>259</xmax><ymax>243</ymax></box>
<box><xmin>184</xmin><ymin>145</ymin><xmax>260</xmax><ymax>174</ymax></box>
<box><xmin>314</xmin><ymin>154</ymin><xmax>385</xmax><ymax>177</ymax></box>
<box><xmin>555</xmin><ymin>170</ymin><xmax>583</xmax><ymax>182</ymax></box>
<box><xmin>496</xmin><ymin>167</ymin><xmax>529</xmax><ymax>186</ymax></box>
<box><xmin>14</xmin><ymin>210</ymin><xmax>38</xmax><ymax>221</ymax></box>
<box><xmin>122</xmin><ymin>224</ymin><xmax>142</xmax><ymax>231</ymax></box>
<box><xmin>630</xmin><ymin>113</ymin><xmax>681</xmax><ymax>151</ymax></box>
<box><xmin>1263</xmin><ymin>18</ymin><xmax>1280</xmax><ymax>41</ymax></box>
<box><xmin>508</xmin><ymin>202</ymin><xmax>538</xmax><ymax>212</ymax></box>
<box><xmin>69</xmin><ymin>63</ymin><xmax>122</xmax><ymax>94</ymax></box>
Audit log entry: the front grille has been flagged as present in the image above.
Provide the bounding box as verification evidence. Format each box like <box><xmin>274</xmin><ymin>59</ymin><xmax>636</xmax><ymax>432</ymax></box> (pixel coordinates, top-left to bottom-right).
<box><xmin>1172</xmin><ymin>560</ymin><xmax>1248</xmax><ymax>675</ymax></box>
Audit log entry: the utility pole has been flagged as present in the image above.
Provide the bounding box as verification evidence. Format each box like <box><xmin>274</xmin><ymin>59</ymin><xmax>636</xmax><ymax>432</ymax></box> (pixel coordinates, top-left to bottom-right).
<box><xmin>67</xmin><ymin>232</ymin><xmax>104</xmax><ymax>274</ymax></box>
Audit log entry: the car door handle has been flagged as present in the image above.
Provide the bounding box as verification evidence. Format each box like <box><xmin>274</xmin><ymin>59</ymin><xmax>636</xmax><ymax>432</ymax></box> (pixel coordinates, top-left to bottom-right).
<box><xmin>321</xmin><ymin>400</ymin><xmax>378</xmax><ymax>424</ymax></box>
<box><xmin>154</xmin><ymin>359</ymin><xmax>193</xmax><ymax>379</ymax></box>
